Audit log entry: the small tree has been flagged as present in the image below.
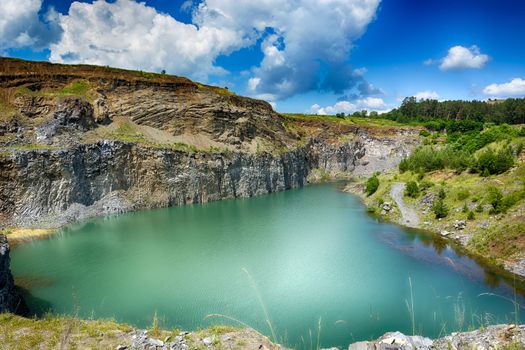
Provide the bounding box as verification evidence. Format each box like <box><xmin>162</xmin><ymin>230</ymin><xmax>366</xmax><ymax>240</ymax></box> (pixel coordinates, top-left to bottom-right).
<box><xmin>405</xmin><ymin>181</ymin><xmax>419</xmax><ymax>198</ymax></box>
<box><xmin>487</xmin><ymin>187</ymin><xmax>504</xmax><ymax>213</ymax></box>
<box><xmin>437</xmin><ymin>187</ymin><xmax>446</xmax><ymax>199</ymax></box>
<box><xmin>433</xmin><ymin>197</ymin><xmax>449</xmax><ymax>218</ymax></box>
<box><xmin>365</xmin><ymin>174</ymin><xmax>380</xmax><ymax>196</ymax></box>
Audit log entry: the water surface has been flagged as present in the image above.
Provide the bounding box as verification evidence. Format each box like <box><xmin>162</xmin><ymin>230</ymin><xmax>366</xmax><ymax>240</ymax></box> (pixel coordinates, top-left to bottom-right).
<box><xmin>11</xmin><ymin>184</ymin><xmax>524</xmax><ymax>348</ymax></box>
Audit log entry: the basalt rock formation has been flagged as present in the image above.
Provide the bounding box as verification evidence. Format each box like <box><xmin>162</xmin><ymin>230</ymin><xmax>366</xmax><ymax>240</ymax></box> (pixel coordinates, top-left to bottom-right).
<box><xmin>0</xmin><ymin>57</ymin><xmax>420</xmax><ymax>228</ymax></box>
<box><xmin>0</xmin><ymin>234</ymin><xmax>28</xmax><ymax>315</ymax></box>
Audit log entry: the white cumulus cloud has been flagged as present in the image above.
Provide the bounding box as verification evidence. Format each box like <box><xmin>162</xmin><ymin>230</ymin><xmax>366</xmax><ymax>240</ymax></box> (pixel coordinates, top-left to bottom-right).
<box><xmin>49</xmin><ymin>0</ymin><xmax>242</xmax><ymax>81</ymax></box>
<box><xmin>0</xmin><ymin>0</ymin><xmax>60</xmax><ymax>50</ymax></box>
<box><xmin>2</xmin><ymin>0</ymin><xmax>381</xmax><ymax>101</ymax></box>
<box><xmin>483</xmin><ymin>78</ymin><xmax>525</xmax><ymax>97</ymax></box>
<box><xmin>414</xmin><ymin>91</ymin><xmax>439</xmax><ymax>100</ymax></box>
<box><xmin>310</xmin><ymin>97</ymin><xmax>389</xmax><ymax>115</ymax></box>
<box><xmin>439</xmin><ymin>45</ymin><xmax>489</xmax><ymax>71</ymax></box>
<box><xmin>46</xmin><ymin>0</ymin><xmax>380</xmax><ymax>99</ymax></box>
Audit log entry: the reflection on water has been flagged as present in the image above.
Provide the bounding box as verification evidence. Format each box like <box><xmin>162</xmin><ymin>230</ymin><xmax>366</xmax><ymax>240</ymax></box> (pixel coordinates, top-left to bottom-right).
<box><xmin>10</xmin><ymin>183</ymin><xmax>525</xmax><ymax>349</ymax></box>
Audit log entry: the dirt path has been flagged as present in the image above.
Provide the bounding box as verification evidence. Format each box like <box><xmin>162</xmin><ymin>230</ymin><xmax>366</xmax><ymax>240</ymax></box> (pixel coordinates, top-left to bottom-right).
<box><xmin>390</xmin><ymin>182</ymin><xmax>420</xmax><ymax>228</ymax></box>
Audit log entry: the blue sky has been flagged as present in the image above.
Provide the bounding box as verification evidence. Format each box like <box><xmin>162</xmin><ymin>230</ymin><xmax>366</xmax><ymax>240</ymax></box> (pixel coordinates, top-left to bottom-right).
<box><xmin>1</xmin><ymin>0</ymin><xmax>525</xmax><ymax>114</ymax></box>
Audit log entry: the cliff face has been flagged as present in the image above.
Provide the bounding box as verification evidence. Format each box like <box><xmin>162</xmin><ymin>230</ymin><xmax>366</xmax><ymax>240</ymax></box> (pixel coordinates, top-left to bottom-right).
<box><xmin>0</xmin><ymin>58</ymin><xmax>420</xmax><ymax>228</ymax></box>
<box><xmin>0</xmin><ymin>234</ymin><xmax>28</xmax><ymax>315</ymax></box>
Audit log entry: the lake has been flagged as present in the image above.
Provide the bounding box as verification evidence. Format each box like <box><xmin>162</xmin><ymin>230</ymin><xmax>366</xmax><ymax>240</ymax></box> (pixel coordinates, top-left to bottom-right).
<box><xmin>11</xmin><ymin>183</ymin><xmax>524</xmax><ymax>349</ymax></box>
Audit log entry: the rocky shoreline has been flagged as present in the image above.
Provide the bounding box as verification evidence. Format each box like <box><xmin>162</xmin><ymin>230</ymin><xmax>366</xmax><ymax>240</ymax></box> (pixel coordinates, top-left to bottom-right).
<box><xmin>345</xmin><ymin>180</ymin><xmax>525</xmax><ymax>280</ymax></box>
<box><xmin>0</xmin><ymin>312</ymin><xmax>523</xmax><ymax>350</ymax></box>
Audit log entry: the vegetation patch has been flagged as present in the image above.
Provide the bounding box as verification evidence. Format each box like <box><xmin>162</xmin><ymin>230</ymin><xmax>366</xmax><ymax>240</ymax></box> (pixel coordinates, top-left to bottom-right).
<box><xmin>16</xmin><ymin>80</ymin><xmax>94</xmax><ymax>101</ymax></box>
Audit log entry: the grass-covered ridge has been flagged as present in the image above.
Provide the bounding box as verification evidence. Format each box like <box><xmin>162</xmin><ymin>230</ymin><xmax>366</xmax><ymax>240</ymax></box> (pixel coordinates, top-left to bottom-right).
<box><xmin>282</xmin><ymin>113</ymin><xmax>404</xmax><ymax>127</ymax></box>
<box><xmin>353</xmin><ymin>122</ymin><xmax>525</xmax><ymax>270</ymax></box>
<box><xmin>0</xmin><ymin>313</ymin><xmax>282</xmax><ymax>350</ymax></box>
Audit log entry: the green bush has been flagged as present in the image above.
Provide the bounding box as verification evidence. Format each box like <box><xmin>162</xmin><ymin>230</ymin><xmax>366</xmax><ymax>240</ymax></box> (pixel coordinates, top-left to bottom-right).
<box><xmin>437</xmin><ymin>187</ymin><xmax>446</xmax><ymax>199</ymax></box>
<box><xmin>433</xmin><ymin>197</ymin><xmax>449</xmax><ymax>218</ymax></box>
<box><xmin>487</xmin><ymin>187</ymin><xmax>504</xmax><ymax>214</ymax></box>
<box><xmin>456</xmin><ymin>188</ymin><xmax>470</xmax><ymax>200</ymax></box>
<box><xmin>419</xmin><ymin>129</ymin><xmax>431</xmax><ymax>137</ymax></box>
<box><xmin>365</xmin><ymin>175</ymin><xmax>379</xmax><ymax>196</ymax></box>
<box><xmin>405</xmin><ymin>181</ymin><xmax>419</xmax><ymax>198</ymax></box>
<box><xmin>398</xmin><ymin>145</ymin><xmax>472</xmax><ymax>173</ymax></box>
<box><xmin>467</xmin><ymin>211</ymin><xmax>475</xmax><ymax>220</ymax></box>
<box><xmin>419</xmin><ymin>179</ymin><xmax>434</xmax><ymax>191</ymax></box>
<box><xmin>502</xmin><ymin>190</ymin><xmax>525</xmax><ymax>210</ymax></box>
<box><xmin>476</xmin><ymin>147</ymin><xmax>514</xmax><ymax>175</ymax></box>
<box><xmin>462</xmin><ymin>203</ymin><xmax>469</xmax><ymax>213</ymax></box>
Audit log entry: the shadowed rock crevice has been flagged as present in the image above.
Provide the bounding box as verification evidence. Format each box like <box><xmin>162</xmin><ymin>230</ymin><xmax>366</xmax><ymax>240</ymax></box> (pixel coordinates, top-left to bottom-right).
<box><xmin>0</xmin><ymin>234</ymin><xmax>28</xmax><ymax>315</ymax></box>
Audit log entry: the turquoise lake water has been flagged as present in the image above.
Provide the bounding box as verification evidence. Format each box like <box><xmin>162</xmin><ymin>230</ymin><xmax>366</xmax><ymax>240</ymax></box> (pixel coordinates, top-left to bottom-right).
<box><xmin>10</xmin><ymin>184</ymin><xmax>524</xmax><ymax>349</ymax></box>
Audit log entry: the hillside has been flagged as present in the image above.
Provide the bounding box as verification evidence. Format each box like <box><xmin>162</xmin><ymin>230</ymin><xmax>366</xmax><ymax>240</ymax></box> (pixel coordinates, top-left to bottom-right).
<box><xmin>348</xmin><ymin>123</ymin><xmax>525</xmax><ymax>278</ymax></box>
<box><xmin>0</xmin><ymin>58</ymin><xmax>420</xmax><ymax>230</ymax></box>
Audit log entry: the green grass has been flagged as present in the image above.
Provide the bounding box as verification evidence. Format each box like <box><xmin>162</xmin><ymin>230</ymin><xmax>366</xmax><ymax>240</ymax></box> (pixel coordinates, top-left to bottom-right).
<box><xmin>281</xmin><ymin>113</ymin><xmax>404</xmax><ymax>127</ymax></box>
<box><xmin>196</xmin><ymin>82</ymin><xmax>236</xmax><ymax>97</ymax></box>
<box><xmin>16</xmin><ymin>80</ymin><xmax>93</xmax><ymax>101</ymax></box>
<box><xmin>4</xmin><ymin>144</ymin><xmax>60</xmax><ymax>151</ymax></box>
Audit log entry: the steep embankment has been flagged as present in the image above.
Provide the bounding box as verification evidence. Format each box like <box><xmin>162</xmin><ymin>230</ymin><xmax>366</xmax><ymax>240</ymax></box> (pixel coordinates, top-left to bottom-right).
<box><xmin>348</xmin><ymin>127</ymin><xmax>525</xmax><ymax>278</ymax></box>
<box><xmin>0</xmin><ymin>234</ymin><xmax>27</xmax><ymax>315</ymax></box>
<box><xmin>0</xmin><ymin>58</ymin><xmax>420</xmax><ymax>230</ymax></box>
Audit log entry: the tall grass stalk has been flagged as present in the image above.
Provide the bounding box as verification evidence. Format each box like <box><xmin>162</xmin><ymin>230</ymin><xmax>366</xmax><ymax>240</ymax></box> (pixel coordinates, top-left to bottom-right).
<box><xmin>478</xmin><ymin>280</ymin><xmax>524</xmax><ymax>326</ymax></box>
<box><xmin>405</xmin><ymin>276</ymin><xmax>416</xmax><ymax>335</ymax></box>
<box><xmin>242</xmin><ymin>267</ymin><xmax>277</xmax><ymax>342</ymax></box>
<box><xmin>203</xmin><ymin>314</ymin><xmax>253</xmax><ymax>329</ymax></box>
<box><xmin>316</xmin><ymin>317</ymin><xmax>322</xmax><ymax>350</ymax></box>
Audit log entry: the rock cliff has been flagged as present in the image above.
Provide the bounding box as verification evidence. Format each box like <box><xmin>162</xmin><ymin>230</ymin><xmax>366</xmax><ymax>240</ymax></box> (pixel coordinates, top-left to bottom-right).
<box><xmin>0</xmin><ymin>234</ymin><xmax>28</xmax><ymax>315</ymax></box>
<box><xmin>0</xmin><ymin>57</ymin><xmax>420</xmax><ymax>228</ymax></box>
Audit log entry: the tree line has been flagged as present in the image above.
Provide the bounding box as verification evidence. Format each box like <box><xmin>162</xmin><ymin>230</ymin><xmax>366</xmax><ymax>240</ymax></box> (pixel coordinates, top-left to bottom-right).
<box><xmin>383</xmin><ymin>97</ymin><xmax>525</xmax><ymax>126</ymax></box>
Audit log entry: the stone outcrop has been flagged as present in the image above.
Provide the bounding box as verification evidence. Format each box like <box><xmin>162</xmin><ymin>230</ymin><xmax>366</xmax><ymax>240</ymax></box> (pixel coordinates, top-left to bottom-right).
<box><xmin>0</xmin><ymin>134</ymin><xmax>417</xmax><ymax>228</ymax></box>
<box><xmin>0</xmin><ymin>58</ymin><xmax>420</xmax><ymax>228</ymax></box>
<box><xmin>347</xmin><ymin>325</ymin><xmax>525</xmax><ymax>350</ymax></box>
<box><xmin>0</xmin><ymin>234</ymin><xmax>28</xmax><ymax>315</ymax></box>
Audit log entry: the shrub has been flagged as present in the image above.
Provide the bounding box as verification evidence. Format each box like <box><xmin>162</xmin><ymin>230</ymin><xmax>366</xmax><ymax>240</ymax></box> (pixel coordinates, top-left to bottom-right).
<box><xmin>419</xmin><ymin>180</ymin><xmax>434</xmax><ymax>191</ymax></box>
<box><xmin>475</xmin><ymin>203</ymin><xmax>484</xmax><ymax>213</ymax></box>
<box><xmin>399</xmin><ymin>145</ymin><xmax>472</xmax><ymax>173</ymax></box>
<box><xmin>365</xmin><ymin>175</ymin><xmax>380</xmax><ymax>196</ymax></box>
<box><xmin>476</xmin><ymin>147</ymin><xmax>514</xmax><ymax>175</ymax></box>
<box><xmin>456</xmin><ymin>188</ymin><xmax>470</xmax><ymax>201</ymax></box>
<box><xmin>467</xmin><ymin>211</ymin><xmax>475</xmax><ymax>220</ymax></box>
<box><xmin>419</xmin><ymin>129</ymin><xmax>431</xmax><ymax>137</ymax></box>
<box><xmin>487</xmin><ymin>187</ymin><xmax>504</xmax><ymax>214</ymax></box>
<box><xmin>438</xmin><ymin>187</ymin><xmax>446</xmax><ymax>199</ymax></box>
<box><xmin>462</xmin><ymin>203</ymin><xmax>469</xmax><ymax>213</ymax></box>
<box><xmin>433</xmin><ymin>197</ymin><xmax>449</xmax><ymax>218</ymax></box>
<box><xmin>405</xmin><ymin>181</ymin><xmax>419</xmax><ymax>198</ymax></box>
<box><xmin>399</xmin><ymin>158</ymin><xmax>409</xmax><ymax>173</ymax></box>
<box><xmin>501</xmin><ymin>190</ymin><xmax>525</xmax><ymax>210</ymax></box>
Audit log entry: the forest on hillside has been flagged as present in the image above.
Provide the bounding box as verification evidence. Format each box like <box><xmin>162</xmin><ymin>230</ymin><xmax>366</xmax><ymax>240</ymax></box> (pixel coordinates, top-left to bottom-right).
<box><xmin>382</xmin><ymin>97</ymin><xmax>525</xmax><ymax>126</ymax></box>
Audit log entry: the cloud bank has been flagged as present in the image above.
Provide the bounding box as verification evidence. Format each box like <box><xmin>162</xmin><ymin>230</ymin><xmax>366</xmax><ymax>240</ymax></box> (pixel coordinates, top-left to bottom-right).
<box><xmin>0</xmin><ymin>0</ymin><xmax>61</xmax><ymax>51</ymax></box>
<box><xmin>439</xmin><ymin>45</ymin><xmax>489</xmax><ymax>71</ymax></box>
<box><xmin>483</xmin><ymin>78</ymin><xmax>525</xmax><ymax>97</ymax></box>
<box><xmin>414</xmin><ymin>91</ymin><xmax>439</xmax><ymax>100</ymax></box>
<box><xmin>310</xmin><ymin>97</ymin><xmax>389</xmax><ymax>115</ymax></box>
<box><xmin>0</xmin><ymin>0</ymin><xmax>381</xmax><ymax>101</ymax></box>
